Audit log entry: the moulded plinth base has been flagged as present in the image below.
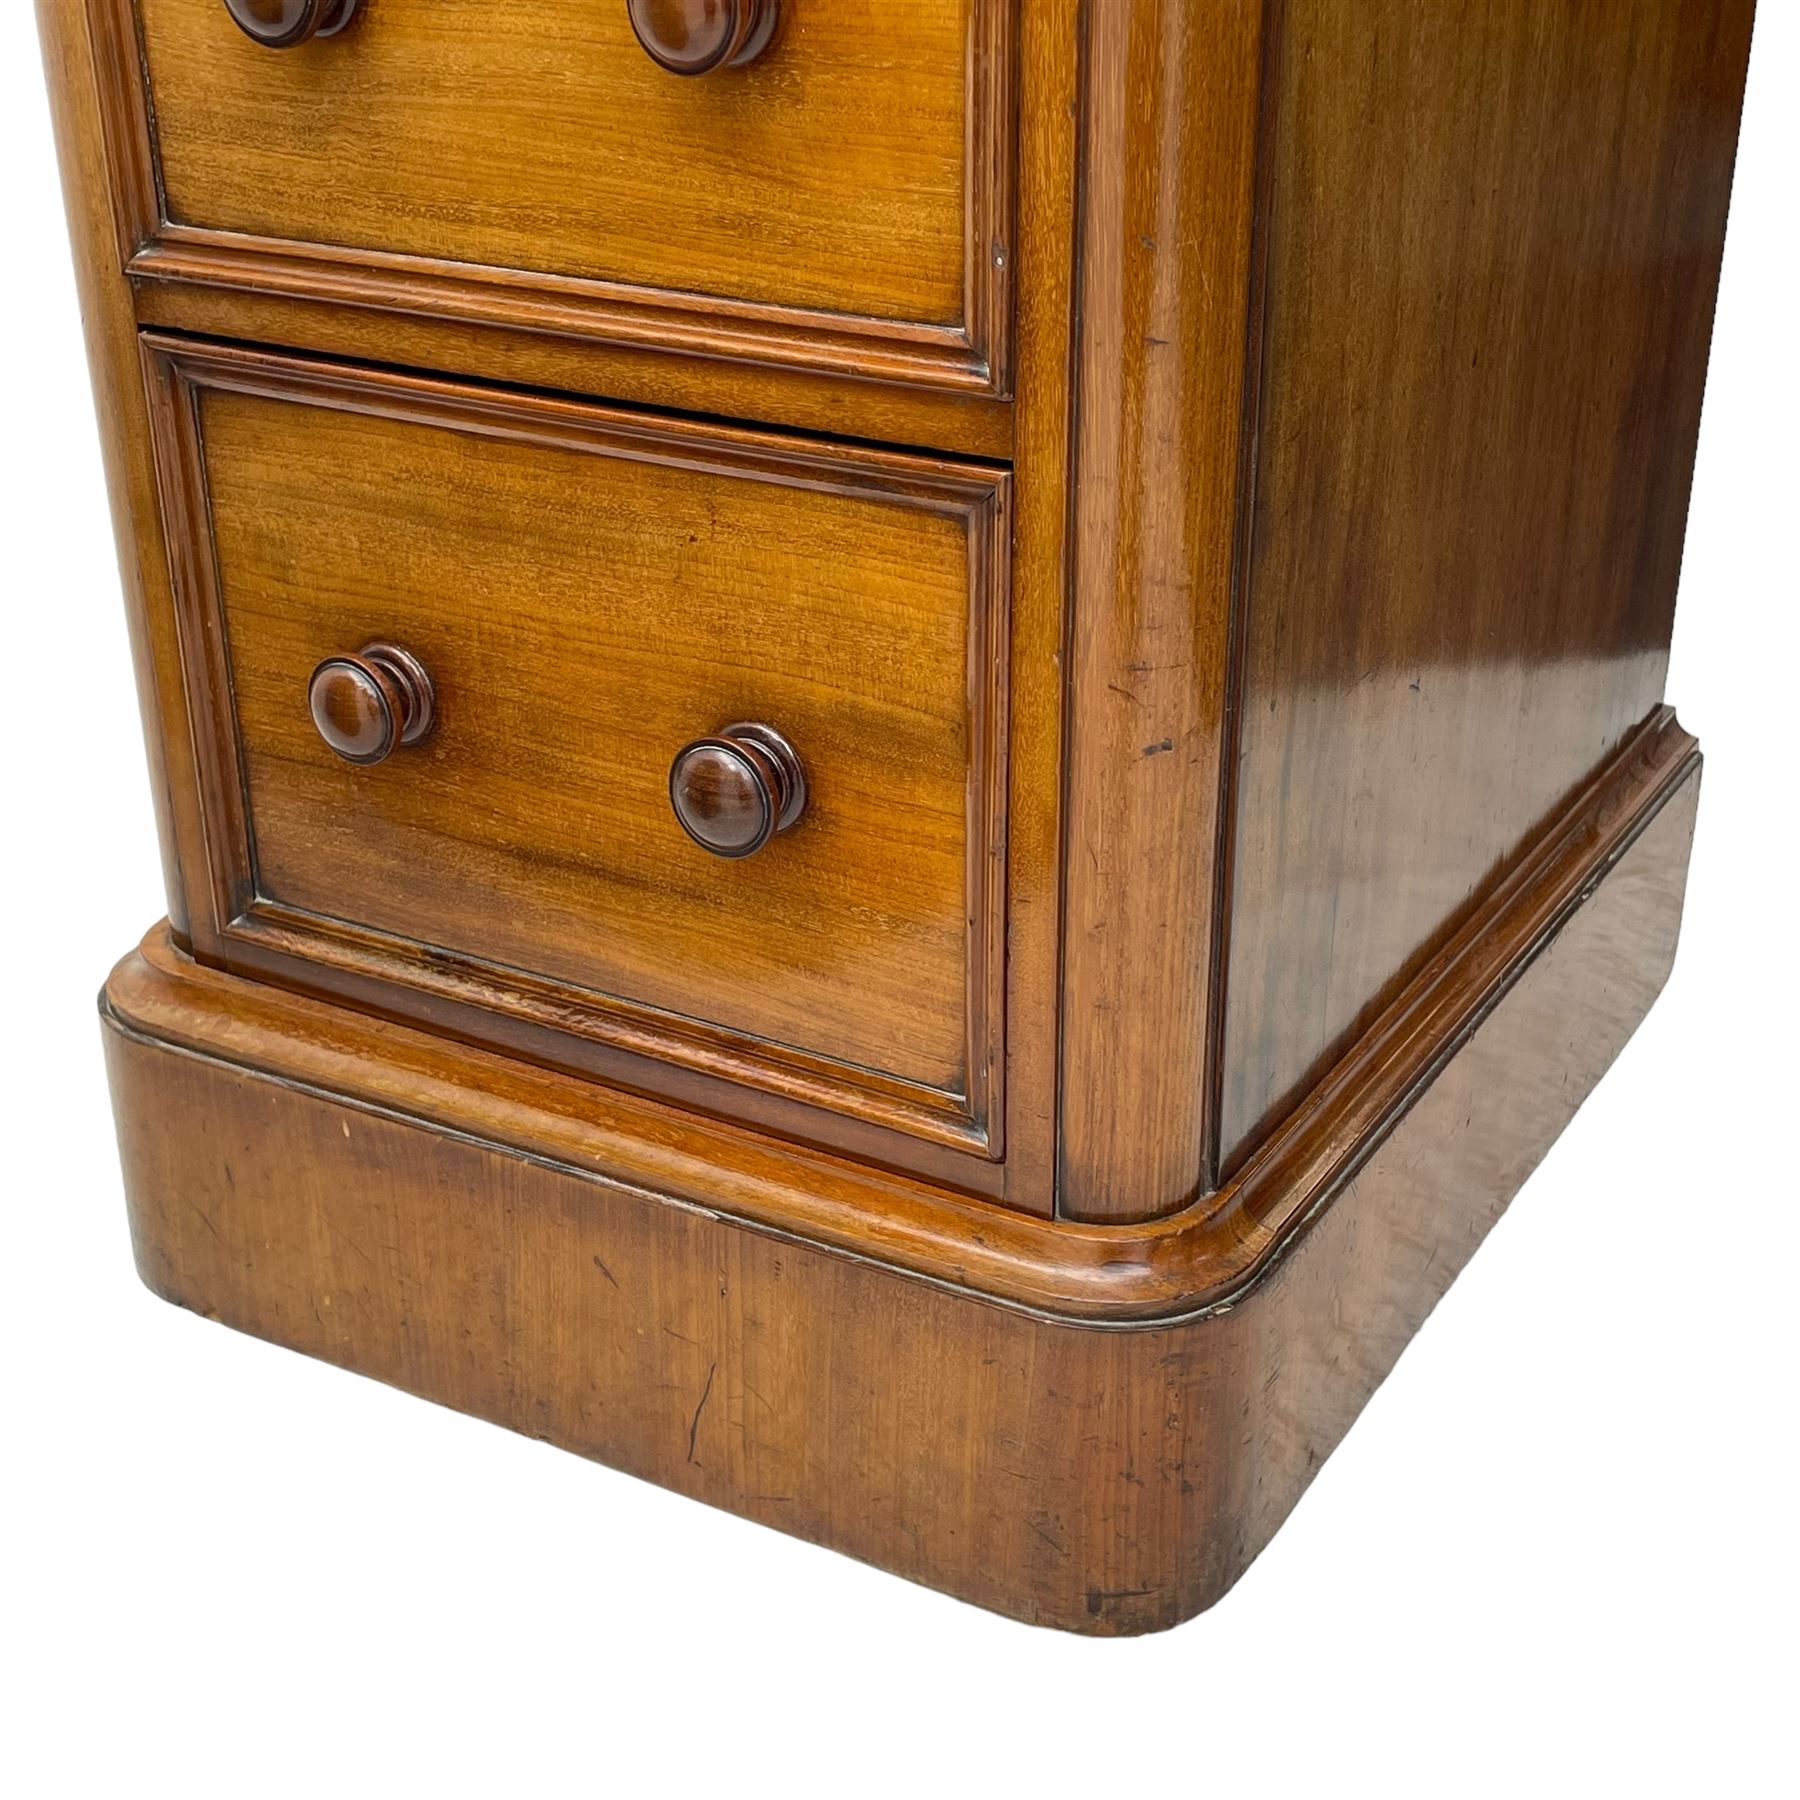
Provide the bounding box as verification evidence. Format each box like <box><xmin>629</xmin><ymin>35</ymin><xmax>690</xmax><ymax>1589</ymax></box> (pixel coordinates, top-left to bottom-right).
<box><xmin>100</xmin><ymin>718</ymin><xmax>1700</xmax><ymax>1632</ymax></box>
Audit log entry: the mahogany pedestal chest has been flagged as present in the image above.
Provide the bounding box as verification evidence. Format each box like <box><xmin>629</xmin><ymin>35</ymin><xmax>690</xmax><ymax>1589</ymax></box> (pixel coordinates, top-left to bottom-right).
<box><xmin>40</xmin><ymin>0</ymin><xmax>1754</xmax><ymax>1631</ymax></box>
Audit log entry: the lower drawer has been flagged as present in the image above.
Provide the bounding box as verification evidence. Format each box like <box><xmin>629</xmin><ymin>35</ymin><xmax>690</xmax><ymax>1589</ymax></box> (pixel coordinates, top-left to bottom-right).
<box><xmin>141</xmin><ymin>337</ymin><xmax>1009</xmax><ymax>1160</ymax></box>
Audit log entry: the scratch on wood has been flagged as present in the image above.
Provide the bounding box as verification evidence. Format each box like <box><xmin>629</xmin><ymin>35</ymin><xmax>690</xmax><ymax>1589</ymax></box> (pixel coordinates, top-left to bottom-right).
<box><xmin>686</xmin><ymin>1362</ymin><xmax>717</xmax><ymax>1465</ymax></box>
<box><xmin>185</xmin><ymin>1195</ymin><xmax>226</xmax><ymax>1247</ymax></box>
<box><xmin>1087</xmin><ymin>1585</ymin><xmax>1158</xmax><ymax>1613</ymax></box>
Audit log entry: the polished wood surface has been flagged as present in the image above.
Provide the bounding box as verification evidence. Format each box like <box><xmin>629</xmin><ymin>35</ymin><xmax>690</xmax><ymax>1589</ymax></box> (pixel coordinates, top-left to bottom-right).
<box><xmin>627</xmin><ymin>0</ymin><xmax>779</xmax><ymax>74</ymax></box>
<box><xmin>106</xmin><ymin>0</ymin><xmax>1014</xmax><ymax>390</ymax></box>
<box><xmin>1056</xmin><ymin>0</ymin><xmax>1755</xmax><ymax>1214</ymax></box>
<box><xmin>142</xmin><ymin>338</ymin><xmax>1011</xmax><ymax>1163</ymax></box>
<box><xmin>1215</xmin><ymin>0</ymin><xmax>1756</xmax><ymax>1173</ymax></box>
<box><xmin>103</xmin><ymin>728</ymin><xmax>1700</xmax><ymax>1632</ymax></box>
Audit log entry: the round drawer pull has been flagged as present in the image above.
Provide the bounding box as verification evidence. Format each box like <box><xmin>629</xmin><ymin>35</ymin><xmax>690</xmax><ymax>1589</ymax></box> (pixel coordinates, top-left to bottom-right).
<box><xmin>223</xmin><ymin>0</ymin><xmax>360</xmax><ymax>50</ymax></box>
<box><xmin>308</xmin><ymin>643</ymin><xmax>435</xmax><ymax>767</ymax></box>
<box><xmin>627</xmin><ymin>0</ymin><xmax>779</xmax><ymax>75</ymax></box>
<box><xmin>669</xmin><ymin>722</ymin><xmax>806</xmax><ymax>858</ymax></box>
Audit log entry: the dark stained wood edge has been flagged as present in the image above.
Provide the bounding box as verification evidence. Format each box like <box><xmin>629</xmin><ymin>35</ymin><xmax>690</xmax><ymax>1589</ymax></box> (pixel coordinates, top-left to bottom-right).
<box><xmin>77</xmin><ymin>0</ymin><xmax>157</xmax><ymax>268</ymax></box>
<box><xmin>965</xmin><ymin>466</ymin><xmax>1012</xmax><ymax>1160</ymax></box>
<box><xmin>87</xmin><ymin>0</ymin><xmax>1017</xmax><ymax>397</ymax></box>
<box><xmin>1216</xmin><ymin>709</ymin><xmax>1697</xmax><ymax>1261</ymax></box>
<box><xmin>137</xmin><ymin>344</ymin><xmax>255</xmax><ymax>939</ymax></box>
<box><xmin>966</xmin><ymin>0</ymin><xmax>1017</xmax><ymax>394</ymax></box>
<box><xmin>1202</xmin><ymin>0</ymin><xmax>1287</xmax><ymax>1192</ymax></box>
<box><xmin>135</xmin><ymin>333</ymin><xmax>1013</xmax><ymax>1168</ymax></box>
<box><xmin>1055</xmin><ymin>0</ymin><xmax>1276</xmax><ymax>1223</ymax></box>
<box><xmin>36</xmin><ymin>0</ymin><xmax>204</xmax><ymax>942</ymax></box>
<box><xmin>987</xmin><ymin>0</ymin><xmax>1080</xmax><ymax>1216</ymax></box>
<box><xmin>103</xmin><ymin>707</ymin><xmax>1701</xmax><ymax>1326</ymax></box>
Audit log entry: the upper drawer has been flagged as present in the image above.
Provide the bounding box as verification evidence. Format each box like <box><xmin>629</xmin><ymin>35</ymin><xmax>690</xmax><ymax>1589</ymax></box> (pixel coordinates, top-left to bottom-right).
<box><xmin>141</xmin><ymin>337</ymin><xmax>1008</xmax><ymax>1164</ymax></box>
<box><xmin>98</xmin><ymin>0</ymin><xmax>1013</xmax><ymax>392</ymax></box>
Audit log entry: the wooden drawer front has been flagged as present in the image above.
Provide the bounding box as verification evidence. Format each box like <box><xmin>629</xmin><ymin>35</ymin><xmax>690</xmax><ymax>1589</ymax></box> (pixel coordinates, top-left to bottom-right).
<box><xmin>104</xmin><ymin>1</ymin><xmax>1012</xmax><ymax>393</ymax></box>
<box><xmin>144</xmin><ymin>340</ymin><xmax>1009</xmax><ymax>1156</ymax></box>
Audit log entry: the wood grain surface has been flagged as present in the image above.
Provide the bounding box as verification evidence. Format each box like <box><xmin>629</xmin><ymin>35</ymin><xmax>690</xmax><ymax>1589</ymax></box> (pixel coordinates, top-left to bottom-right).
<box><xmin>1216</xmin><ymin>0</ymin><xmax>1755</xmax><ymax>1172</ymax></box>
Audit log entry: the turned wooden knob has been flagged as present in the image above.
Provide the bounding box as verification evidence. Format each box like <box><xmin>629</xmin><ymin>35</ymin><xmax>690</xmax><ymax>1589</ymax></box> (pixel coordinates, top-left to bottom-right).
<box><xmin>222</xmin><ymin>0</ymin><xmax>359</xmax><ymax>49</ymax></box>
<box><xmin>308</xmin><ymin>643</ymin><xmax>435</xmax><ymax>767</ymax></box>
<box><xmin>669</xmin><ymin>722</ymin><xmax>806</xmax><ymax>858</ymax></box>
<box><xmin>627</xmin><ymin>0</ymin><xmax>779</xmax><ymax>75</ymax></box>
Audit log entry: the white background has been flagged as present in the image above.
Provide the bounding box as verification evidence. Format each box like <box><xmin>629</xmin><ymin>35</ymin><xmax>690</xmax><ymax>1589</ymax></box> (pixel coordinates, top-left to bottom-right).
<box><xmin>4</xmin><ymin>8</ymin><xmax>1795</xmax><ymax>1797</ymax></box>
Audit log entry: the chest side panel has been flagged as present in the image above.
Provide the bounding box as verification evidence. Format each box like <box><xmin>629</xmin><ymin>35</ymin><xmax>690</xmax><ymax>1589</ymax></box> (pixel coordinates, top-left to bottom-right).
<box><xmin>1218</xmin><ymin>0</ymin><xmax>1754</xmax><ymax>1170</ymax></box>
